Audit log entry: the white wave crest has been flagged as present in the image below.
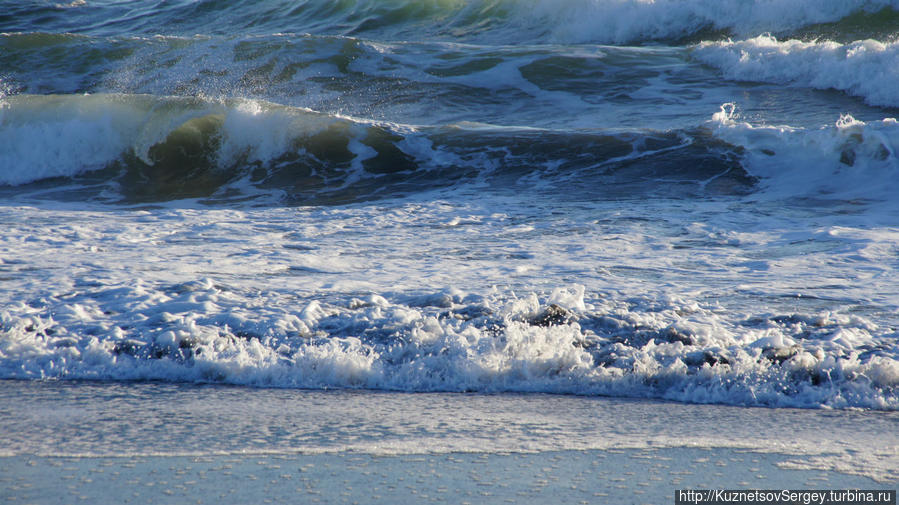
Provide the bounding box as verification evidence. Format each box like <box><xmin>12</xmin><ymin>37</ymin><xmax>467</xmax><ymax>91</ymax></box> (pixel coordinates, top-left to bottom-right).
<box><xmin>0</xmin><ymin>94</ymin><xmax>368</xmax><ymax>187</ymax></box>
<box><xmin>0</xmin><ymin>94</ymin><xmax>142</xmax><ymax>185</ymax></box>
<box><xmin>710</xmin><ymin>103</ymin><xmax>899</xmax><ymax>202</ymax></box>
<box><xmin>694</xmin><ymin>35</ymin><xmax>899</xmax><ymax>107</ymax></box>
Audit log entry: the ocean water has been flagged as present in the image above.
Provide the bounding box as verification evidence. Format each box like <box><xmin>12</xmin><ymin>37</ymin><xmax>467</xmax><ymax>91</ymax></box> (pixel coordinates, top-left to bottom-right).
<box><xmin>3</xmin><ymin>0</ymin><xmax>899</xmax><ymax>418</ymax></box>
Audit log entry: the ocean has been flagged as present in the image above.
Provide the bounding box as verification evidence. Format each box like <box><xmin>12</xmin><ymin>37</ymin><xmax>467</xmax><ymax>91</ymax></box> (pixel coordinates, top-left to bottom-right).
<box><xmin>2</xmin><ymin>0</ymin><xmax>899</xmax><ymax>501</ymax></box>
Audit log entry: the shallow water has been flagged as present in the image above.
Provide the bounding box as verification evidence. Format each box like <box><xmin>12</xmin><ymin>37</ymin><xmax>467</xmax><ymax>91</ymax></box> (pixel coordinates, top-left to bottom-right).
<box><xmin>2</xmin><ymin>381</ymin><xmax>899</xmax><ymax>483</ymax></box>
<box><xmin>5</xmin><ymin>449</ymin><xmax>895</xmax><ymax>505</ymax></box>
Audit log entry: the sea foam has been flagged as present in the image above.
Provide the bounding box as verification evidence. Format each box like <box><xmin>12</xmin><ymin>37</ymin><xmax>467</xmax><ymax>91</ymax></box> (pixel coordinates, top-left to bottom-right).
<box><xmin>3</xmin><ymin>273</ymin><xmax>898</xmax><ymax>409</ymax></box>
<box><xmin>0</xmin><ymin>94</ymin><xmax>140</xmax><ymax>185</ymax></box>
<box><xmin>710</xmin><ymin>103</ymin><xmax>899</xmax><ymax>204</ymax></box>
<box><xmin>694</xmin><ymin>35</ymin><xmax>899</xmax><ymax>108</ymax></box>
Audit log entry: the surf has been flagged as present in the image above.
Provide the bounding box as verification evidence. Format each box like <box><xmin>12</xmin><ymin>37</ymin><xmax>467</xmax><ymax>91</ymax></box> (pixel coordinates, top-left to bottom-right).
<box><xmin>0</xmin><ymin>93</ymin><xmax>759</xmax><ymax>205</ymax></box>
<box><xmin>2</xmin><ymin>273</ymin><xmax>898</xmax><ymax>409</ymax></box>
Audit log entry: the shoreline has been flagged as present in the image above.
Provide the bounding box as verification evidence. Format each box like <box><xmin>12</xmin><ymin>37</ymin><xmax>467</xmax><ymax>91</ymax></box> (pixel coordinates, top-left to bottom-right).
<box><xmin>3</xmin><ymin>380</ymin><xmax>899</xmax><ymax>483</ymax></box>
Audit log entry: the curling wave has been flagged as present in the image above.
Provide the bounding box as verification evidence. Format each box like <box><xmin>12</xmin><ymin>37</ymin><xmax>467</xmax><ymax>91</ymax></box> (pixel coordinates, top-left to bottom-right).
<box><xmin>0</xmin><ymin>93</ymin><xmax>755</xmax><ymax>205</ymax></box>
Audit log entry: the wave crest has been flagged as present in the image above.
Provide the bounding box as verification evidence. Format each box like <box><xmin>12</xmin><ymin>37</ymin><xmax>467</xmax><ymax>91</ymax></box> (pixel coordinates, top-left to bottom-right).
<box><xmin>0</xmin><ymin>93</ymin><xmax>753</xmax><ymax>205</ymax></box>
<box><xmin>694</xmin><ymin>35</ymin><xmax>899</xmax><ymax>108</ymax></box>
<box><xmin>710</xmin><ymin>102</ymin><xmax>899</xmax><ymax>203</ymax></box>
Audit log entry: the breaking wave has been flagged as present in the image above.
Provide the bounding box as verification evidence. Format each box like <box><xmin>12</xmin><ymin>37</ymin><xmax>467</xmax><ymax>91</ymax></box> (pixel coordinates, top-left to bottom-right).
<box><xmin>694</xmin><ymin>35</ymin><xmax>899</xmax><ymax>108</ymax></box>
<box><xmin>0</xmin><ymin>93</ymin><xmax>754</xmax><ymax>205</ymax></box>
<box><xmin>2</xmin><ymin>282</ymin><xmax>898</xmax><ymax>409</ymax></box>
<box><xmin>3</xmin><ymin>93</ymin><xmax>898</xmax><ymax>206</ymax></box>
<box><xmin>710</xmin><ymin>103</ymin><xmax>899</xmax><ymax>204</ymax></box>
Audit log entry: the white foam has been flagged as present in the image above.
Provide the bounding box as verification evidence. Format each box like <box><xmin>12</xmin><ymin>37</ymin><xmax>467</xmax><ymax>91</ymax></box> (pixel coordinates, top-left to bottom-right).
<box><xmin>710</xmin><ymin>103</ymin><xmax>899</xmax><ymax>204</ymax></box>
<box><xmin>2</xmin><ymin>286</ymin><xmax>896</xmax><ymax>408</ymax></box>
<box><xmin>0</xmin><ymin>94</ymin><xmax>376</xmax><ymax>186</ymax></box>
<box><xmin>694</xmin><ymin>35</ymin><xmax>899</xmax><ymax>108</ymax></box>
<box><xmin>1</xmin><ymin>203</ymin><xmax>897</xmax><ymax>410</ymax></box>
<box><xmin>0</xmin><ymin>94</ymin><xmax>142</xmax><ymax>184</ymax></box>
<box><xmin>2</xmin><ymin>165</ymin><xmax>899</xmax><ymax>410</ymax></box>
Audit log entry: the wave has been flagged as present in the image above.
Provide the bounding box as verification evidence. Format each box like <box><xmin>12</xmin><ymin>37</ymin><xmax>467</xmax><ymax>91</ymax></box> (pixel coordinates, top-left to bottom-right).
<box><xmin>0</xmin><ymin>32</ymin><xmax>689</xmax><ymax>122</ymax></box>
<box><xmin>3</xmin><ymin>0</ymin><xmax>898</xmax><ymax>45</ymax></box>
<box><xmin>521</xmin><ymin>0</ymin><xmax>899</xmax><ymax>45</ymax></box>
<box><xmin>1</xmin><ymin>31</ymin><xmax>747</xmax><ymax>135</ymax></box>
<box><xmin>5</xmin><ymin>29</ymin><xmax>897</xmax><ymax>143</ymax></box>
<box><xmin>789</xmin><ymin>6</ymin><xmax>899</xmax><ymax>42</ymax></box>
<box><xmin>0</xmin><ymin>93</ymin><xmax>754</xmax><ymax>205</ymax></box>
<box><xmin>4</xmin><ymin>93</ymin><xmax>898</xmax><ymax>207</ymax></box>
<box><xmin>694</xmin><ymin>35</ymin><xmax>899</xmax><ymax>108</ymax></box>
<box><xmin>2</xmin><ymin>281</ymin><xmax>897</xmax><ymax>409</ymax></box>
<box><xmin>710</xmin><ymin>103</ymin><xmax>899</xmax><ymax>204</ymax></box>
